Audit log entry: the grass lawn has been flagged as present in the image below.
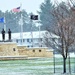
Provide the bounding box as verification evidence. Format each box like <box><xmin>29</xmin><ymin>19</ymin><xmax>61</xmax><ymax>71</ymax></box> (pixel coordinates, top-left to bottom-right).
<box><xmin>0</xmin><ymin>57</ymin><xmax>74</xmax><ymax>75</ymax></box>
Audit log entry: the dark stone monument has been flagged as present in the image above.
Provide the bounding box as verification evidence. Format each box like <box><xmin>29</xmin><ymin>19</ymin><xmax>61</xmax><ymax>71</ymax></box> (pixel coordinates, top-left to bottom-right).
<box><xmin>8</xmin><ymin>29</ymin><xmax>11</xmax><ymax>41</ymax></box>
<box><xmin>1</xmin><ymin>29</ymin><xmax>5</xmax><ymax>41</ymax></box>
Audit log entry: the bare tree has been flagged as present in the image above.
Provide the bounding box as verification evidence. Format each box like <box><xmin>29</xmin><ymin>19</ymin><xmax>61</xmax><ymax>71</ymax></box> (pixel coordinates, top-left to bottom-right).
<box><xmin>44</xmin><ymin>0</ymin><xmax>75</xmax><ymax>73</ymax></box>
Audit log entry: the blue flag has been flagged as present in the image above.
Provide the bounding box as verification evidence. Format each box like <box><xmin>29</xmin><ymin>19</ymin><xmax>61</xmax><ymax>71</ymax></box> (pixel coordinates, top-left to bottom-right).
<box><xmin>0</xmin><ymin>17</ymin><xmax>4</xmax><ymax>23</ymax></box>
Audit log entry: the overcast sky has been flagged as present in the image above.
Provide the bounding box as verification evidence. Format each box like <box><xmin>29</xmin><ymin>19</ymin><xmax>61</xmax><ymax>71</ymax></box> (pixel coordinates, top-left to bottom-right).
<box><xmin>0</xmin><ymin>0</ymin><xmax>44</xmax><ymax>14</ymax></box>
<box><xmin>0</xmin><ymin>0</ymin><xmax>66</xmax><ymax>14</ymax></box>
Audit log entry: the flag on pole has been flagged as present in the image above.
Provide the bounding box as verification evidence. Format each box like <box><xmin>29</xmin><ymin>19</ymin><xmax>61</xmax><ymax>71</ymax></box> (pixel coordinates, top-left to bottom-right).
<box><xmin>0</xmin><ymin>17</ymin><xmax>4</xmax><ymax>23</ymax></box>
<box><xmin>12</xmin><ymin>6</ymin><xmax>20</xmax><ymax>12</ymax></box>
<box><xmin>30</xmin><ymin>15</ymin><xmax>38</xmax><ymax>20</ymax></box>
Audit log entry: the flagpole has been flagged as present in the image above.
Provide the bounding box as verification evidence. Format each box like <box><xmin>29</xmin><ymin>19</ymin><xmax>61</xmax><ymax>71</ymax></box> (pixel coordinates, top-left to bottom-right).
<box><xmin>20</xmin><ymin>3</ymin><xmax>23</xmax><ymax>45</ymax></box>
<box><xmin>4</xmin><ymin>17</ymin><xmax>6</xmax><ymax>32</ymax></box>
<box><xmin>3</xmin><ymin>13</ymin><xmax>6</xmax><ymax>32</ymax></box>
<box><xmin>20</xmin><ymin>14</ymin><xmax>23</xmax><ymax>45</ymax></box>
<box><xmin>31</xmin><ymin>19</ymin><xmax>33</xmax><ymax>47</ymax></box>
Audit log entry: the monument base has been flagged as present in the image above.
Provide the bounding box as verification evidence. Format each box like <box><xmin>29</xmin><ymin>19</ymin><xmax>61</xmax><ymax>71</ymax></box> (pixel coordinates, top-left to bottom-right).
<box><xmin>0</xmin><ymin>56</ymin><xmax>28</xmax><ymax>60</ymax></box>
<box><xmin>0</xmin><ymin>40</ymin><xmax>12</xmax><ymax>42</ymax></box>
<box><xmin>0</xmin><ymin>42</ymin><xmax>19</xmax><ymax>56</ymax></box>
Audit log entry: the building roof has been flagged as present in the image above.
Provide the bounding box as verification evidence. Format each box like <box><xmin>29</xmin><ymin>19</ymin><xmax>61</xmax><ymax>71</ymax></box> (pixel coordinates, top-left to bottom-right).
<box><xmin>0</xmin><ymin>31</ymin><xmax>59</xmax><ymax>40</ymax></box>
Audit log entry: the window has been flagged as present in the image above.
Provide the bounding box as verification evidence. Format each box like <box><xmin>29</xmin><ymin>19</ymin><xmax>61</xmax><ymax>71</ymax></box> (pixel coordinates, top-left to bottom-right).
<box><xmin>29</xmin><ymin>39</ymin><xmax>32</xmax><ymax>43</ymax></box>
<box><xmin>16</xmin><ymin>39</ymin><xmax>18</xmax><ymax>43</ymax></box>
<box><xmin>31</xmin><ymin>45</ymin><xmax>33</xmax><ymax>47</ymax></box>
<box><xmin>33</xmin><ymin>50</ymin><xmax>35</xmax><ymax>52</ymax></box>
<box><xmin>13</xmin><ymin>48</ymin><xmax>16</xmax><ymax>51</ymax></box>
<box><xmin>27</xmin><ymin>39</ymin><xmax>29</xmax><ymax>42</ymax></box>
<box><xmin>23</xmin><ymin>39</ymin><xmax>25</xmax><ymax>42</ymax></box>
<box><xmin>39</xmin><ymin>50</ymin><xmax>41</xmax><ymax>52</ymax></box>
<box><xmin>40</xmin><ymin>38</ymin><xmax>42</xmax><ymax>41</ymax></box>
<box><xmin>27</xmin><ymin>46</ymin><xmax>29</xmax><ymax>47</ymax></box>
<box><xmin>40</xmin><ymin>45</ymin><xmax>42</xmax><ymax>47</ymax></box>
<box><xmin>21</xmin><ymin>39</ymin><xmax>22</xmax><ymax>43</ymax></box>
<box><xmin>31</xmin><ymin>39</ymin><xmax>33</xmax><ymax>42</ymax></box>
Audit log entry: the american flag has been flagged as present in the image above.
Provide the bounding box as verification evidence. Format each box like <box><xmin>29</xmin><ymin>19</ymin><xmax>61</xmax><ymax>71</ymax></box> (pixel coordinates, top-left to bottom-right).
<box><xmin>12</xmin><ymin>7</ymin><xmax>20</xmax><ymax>12</ymax></box>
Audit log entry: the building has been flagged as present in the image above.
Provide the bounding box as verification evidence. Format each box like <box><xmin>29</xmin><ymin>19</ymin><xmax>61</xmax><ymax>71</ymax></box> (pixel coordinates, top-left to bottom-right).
<box><xmin>0</xmin><ymin>31</ymin><xmax>59</xmax><ymax>60</ymax></box>
<box><xmin>0</xmin><ymin>42</ymin><xmax>53</xmax><ymax>60</ymax></box>
<box><xmin>12</xmin><ymin>31</ymin><xmax>46</xmax><ymax>47</ymax></box>
<box><xmin>0</xmin><ymin>31</ymin><xmax>59</xmax><ymax>48</ymax></box>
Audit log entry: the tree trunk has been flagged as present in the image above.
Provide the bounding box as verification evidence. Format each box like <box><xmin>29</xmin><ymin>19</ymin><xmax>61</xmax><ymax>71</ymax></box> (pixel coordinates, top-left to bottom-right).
<box><xmin>63</xmin><ymin>57</ymin><xmax>66</xmax><ymax>73</ymax></box>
